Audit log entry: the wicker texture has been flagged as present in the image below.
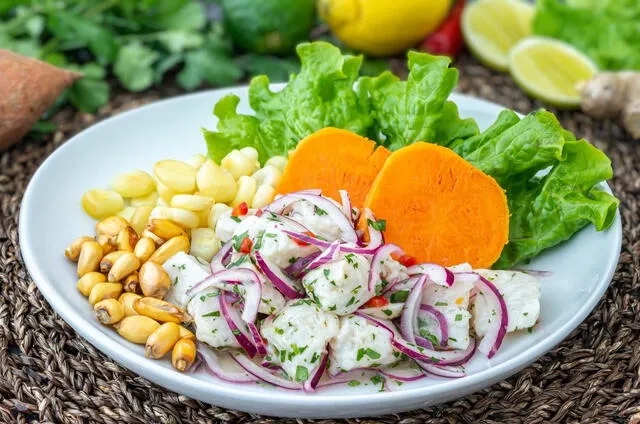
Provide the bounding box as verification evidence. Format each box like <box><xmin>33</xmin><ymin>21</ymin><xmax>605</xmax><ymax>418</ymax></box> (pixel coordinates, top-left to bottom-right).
<box><xmin>1</xmin><ymin>55</ymin><xmax>639</xmax><ymax>424</ymax></box>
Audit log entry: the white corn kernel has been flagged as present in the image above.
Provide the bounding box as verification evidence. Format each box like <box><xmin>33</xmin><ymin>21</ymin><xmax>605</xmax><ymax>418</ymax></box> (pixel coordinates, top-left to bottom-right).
<box><xmin>221</xmin><ymin>149</ymin><xmax>259</xmax><ymax>179</ymax></box>
<box><xmin>251</xmin><ymin>165</ymin><xmax>282</xmax><ymax>187</ymax></box>
<box><xmin>251</xmin><ymin>184</ymin><xmax>276</xmax><ymax>209</ymax></box>
<box><xmin>130</xmin><ymin>206</ymin><xmax>154</xmax><ymax>235</ymax></box>
<box><xmin>155</xmin><ymin>178</ymin><xmax>176</xmax><ymax>203</ymax></box>
<box><xmin>198</xmin><ymin>207</ymin><xmax>211</xmax><ymax>228</ymax></box>
<box><xmin>130</xmin><ymin>191</ymin><xmax>159</xmax><ymax>207</ymax></box>
<box><xmin>239</xmin><ymin>147</ymin><xmax>259</xmax><ymax>163</ymax></box>
<box><xmin>156</xmin><ymin>197</ymin><xmax>170</xmax><ymax>207</ymax></box>
<box><xmin>150</xmin><ymin>207</ymin><xmax>199</xmax><ymax>229</ymax></box>
<box><xmin>110</xmin><ymin>170</ymin><xmax>155</xmax><ymax>198</ymax></box>
<box><xmin>230</xmin><ymin>176</ymin><xmax>257</xmax><ymax>207</ymax></box>
<box><xmin>265</xmin><ymin>156</ymin><xmax>288</xmax><ymax>172</ymax></box>
<box><xmin>117</xmin><ymin>207</ymin><xmax>136</xmax><ymax>222</ymax></box>
<box><xmin>170</xmin><ymin>194</ymin><xmax>214</xmax><ymax>212</ymax></box>
<box><xmin>207</xmin><ymin>203</ymin><xmax>232</xmax><ymax>229</ymax></box>
<box><xmin>82</xmin><ymin>189</ymin><xmax>124</xmax><ymax>219</ymax></box>
<box><xmin>186</xmin><ymin>154</ymin><xmax>207</xmax><ymax>170</ymax></box>
<box><xmin>196</xmin><ymin>160</ymin><xmax>237</xmax><ymax>203</ymax></box>
<box><xmin>190</xmin><ymin>228</ymin><xmax>220</xmax><ymax>262</ymax></box>
<box><xmin>154</xmin><ymin>160</ymin><xmax>196</xmax><ymax>194</ymax></box>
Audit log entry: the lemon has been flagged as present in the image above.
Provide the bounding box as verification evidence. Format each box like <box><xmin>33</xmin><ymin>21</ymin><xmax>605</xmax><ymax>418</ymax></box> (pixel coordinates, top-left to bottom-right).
<box><xmin>318</xmin><ymin>0</ymin><xmax>452</xmax><ymax>57</ymax></box>
<box><xmin>462</xmin><ymin>0</ymin><xmax>534</xmax><ymax>71</ymax></box>
<box><xmin>509</xmin><ymin>37</ymin><xmax>598</xmax><ymax>109</ymax></box>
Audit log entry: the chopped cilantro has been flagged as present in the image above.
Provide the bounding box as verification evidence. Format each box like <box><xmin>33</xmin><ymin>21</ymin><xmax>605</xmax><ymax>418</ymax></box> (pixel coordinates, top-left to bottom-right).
<box><xmin>229</xmin><ymin>216</ymin><xmax>241</xmax><ymax>223</ymax></box>
<box><xmin>232</xmin><ymin>231</ymin><xmax>249</xmax><ymax>251</ymax></box>
<box><xmin>344</xmin><ymin>253</ymin><xmax>355</xmax><ymax>264</ymax></box>
<box><xmin>323</xmin><ymin>269</ymin><xmax>330</xmax><ymax>278</ymax></box>
<box><xmin>389</xmin><ymin>291</ymin><xmax>409</xmax><ymax>303</ymax></box>
<box><xmin>347</xmin><ymin>380</ymin><xmax>361</xmax><ymax>387</ymax></box>
<box><xmin>345</xmin><ymin>296</ymin><xmax>356</xmax><ymax>307</ymax></box>
<box><xmin>227</xmin><ymin>254</ymin><xmax>249</xmax><ymax>268</ymax></box>
<box><xmin>202</xmin><ymin>311</ymin><xmax>221</xmax><ymax>318</ymax></box>
<box><xmin>382</xmin><ymin>309</ymin><xmax>393</xmax><ymax>316</ymax></box>
<box><xmin>370</xmin><ymin>374</ymin><xmax>384</xmax><ymax>385</ymax></box>
<box><xmin>435</xmin><ymin>301</ymin><xmax>448</xmax><ymax>306</ymax></box>
<box><xmin>253</xmin><ymin>230</ymin><xmax>265</xmax><ymax>250</ymax></box>
<box><xmin>310</xmin><ymin>352</ymin><xmax>319</xmax><ymax>363</ymax></box>
<box><xmin>274</xmin><ymin>328</ymin><xmax>284</xmax><ymax>335</ymax></box>
<box><xmin>289</xmin><ymin>257</ymin><xmax>297</xmax><ymax>264</ymax></box>
<box><xmin>367</xmin><ymin>218</ymin><xmax>387</xmax><ymax>232</ymax></box>
<box><xmin>356</xmin><ymin>348</ymin><xmax>381</xmax><ymax>361</ymax></box>
<box><xmin>328</xmin><ymin>305</ymin><xmax>337</xmax><ymax>311</ymax></box>
<box><xmin>314</xmin><ymin>205</ymin><xmax>328</xmax><ymax>216</ymax></box>
<box><xmin>455</xmin><ymin>314</ymin><xmax>463</xmax><ymax>321</ymax></box>
<box><xmin>231</xmin><ymin>329</ymin><xmax>241</xmax><ymax>336</ymax></box>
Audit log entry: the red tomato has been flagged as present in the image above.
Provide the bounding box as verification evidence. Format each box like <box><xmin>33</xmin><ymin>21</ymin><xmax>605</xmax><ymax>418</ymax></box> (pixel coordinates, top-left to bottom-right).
<box><xmin>239</xmin><ymin>237</ymin><xmax>253</xmax><ymax>254</ymax></box>
<box><xmin>291</xmin><ymin>231</ymin><xmax>315</xmax><ymax>246</ymax></box>
<box><xmin>231</xmin><ymin>202</ymin><xmax>249</xmax><ymax>217</ymax></box>
<box><xmin>391</xmin><ymin>253</ymin><xmax>417</xmax><ymax>267</ymax></box>
<box><xmin>364</xmin><ymin>296</ymin><xmax>389</xmax><ymax>308</ymax></box>
<box><xmin>255</xmin><ymin>209</ymin><xmax>264</xmax><ymax>217</ymax></box>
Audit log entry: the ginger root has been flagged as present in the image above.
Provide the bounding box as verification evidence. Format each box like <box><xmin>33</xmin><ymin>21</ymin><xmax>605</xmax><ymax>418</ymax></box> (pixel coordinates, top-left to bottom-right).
<box><xmin>579</xmin><ymin>71</ymin><xmax>640</xmax><ymax>139</ymax></box>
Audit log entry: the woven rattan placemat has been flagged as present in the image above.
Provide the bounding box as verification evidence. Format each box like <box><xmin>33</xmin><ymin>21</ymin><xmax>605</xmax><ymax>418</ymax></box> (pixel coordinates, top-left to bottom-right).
<box><xmin>1</xmin><ymin>55</ymin><xmax>638</xmax><ymax>424</ymax></box>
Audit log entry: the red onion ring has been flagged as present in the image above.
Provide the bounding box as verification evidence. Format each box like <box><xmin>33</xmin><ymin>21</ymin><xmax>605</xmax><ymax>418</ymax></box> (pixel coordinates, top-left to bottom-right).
<box><xmin>284</xmin><ymin>252</ymin><xmax>321</xmax><ymax>278</ymax></box>
<box><xmin>302</xmin><ymin>241</ymin><xmax>340</xmax><ymax>274</ymax></box>
<box><xmin>229</xmin><ymin>353</ymin><xmax>303</xmax><ymax>390</ymax></box>
<box><xmin>254</xmin><ymin>251</ymin><xmax>304</xmax><ymax>299</ymax></box>
<box><xmin>418</xmin><ymin>304</ymin><xmax>449</xmax><ymax>348</ymax></box>
<box><xmin>282</xmin><ymin>230</ymin><xmax>380</xmax><ymax>254</ymax></box>
<box><xmin>303</xmin><ymin>352</ymin><xmax>329</xmax><ymax>392</ymax></box>
<box><xmin>407</xmin><ymin>263</ymin><xmax>455</xmax><ymax>287</ymax></box>
<box><xmin>400</xmin><ymin>275</ymin><xmax>427</xmax><ymax>345</ymax></box>
<box><xmin>368</xmin><ymin>243</ymin><xmax>405</xmax><ymax>293</ymax></box>
<box><xmin>210</xmin><ymin>241</ymin><xmax>232</xmax><ymax>273</ymax></box>
<box><xmin>219</xmin><ymin>293</ymin><xmax>258</xmax><ymax>357</ymax></box>
<box><xmin>338</xmin><ymin>190</ymin><xmax>353</xmax><ymax>222</ymax></box>
<box><xmin>197</xmin><ymin>343</ymin><xmax>256</xmax><ymax>383</ymax></box>
<box><xmin>361</xmin><ymin>209</ymin><xmax>384</xmax><ymax>250</ymax></box>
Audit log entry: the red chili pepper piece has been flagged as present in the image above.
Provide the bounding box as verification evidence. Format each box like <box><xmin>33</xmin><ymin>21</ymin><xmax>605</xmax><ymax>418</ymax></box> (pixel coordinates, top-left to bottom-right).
<box><xmin>364</xmin><ymin>296</ymin><xmax>389</xmax><ymax>308</ymax></box>
<box><xmin>239</xmin><ymin>237</ymin><xmax>253</xmax><ymax>254</ymax></box>
<box><xmin>255</xmin><ymin>209</ymin><xmax>263</xmax><ymax>217</ymax></box>
<box><xmin>421</xmin><ymin>0</ymin><xmax>466</xmax><ymax>58</ymax></box>
<box><xmin>391</xmin><ymin>253</ymin><xmax>417</xmax><ymax>267</ymax></box>
<box><xmin>232</xmin><ymin>202</ymin><xmax>249</xmax><ymax>217</ymax></box>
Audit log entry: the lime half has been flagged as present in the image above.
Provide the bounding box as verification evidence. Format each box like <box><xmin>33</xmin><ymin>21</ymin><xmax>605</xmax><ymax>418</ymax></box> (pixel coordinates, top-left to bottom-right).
<box><xmin>508</xmin><ymin>36</ymin><xmax>599</xmax><ymax>109</ymax></box>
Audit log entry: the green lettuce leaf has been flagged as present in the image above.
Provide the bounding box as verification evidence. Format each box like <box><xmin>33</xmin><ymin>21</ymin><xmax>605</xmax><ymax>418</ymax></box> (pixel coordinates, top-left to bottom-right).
<box><xmin>360</xmin><ymin>52</ymin><xmax>478</xmax><ymax>150</ymax></box>
<box><xmin>533</xmin><ymin>0</ymin><xmax>640</xmax><ymax>70</ymax></box>
<box><xmin>495</xmin><ymin>139</ymin><xmax>619</xmax><ymax>269</ymax></box>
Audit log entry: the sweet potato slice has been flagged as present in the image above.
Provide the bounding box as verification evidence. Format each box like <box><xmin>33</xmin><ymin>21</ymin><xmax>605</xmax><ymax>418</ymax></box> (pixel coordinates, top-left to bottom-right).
<box><xmin>0</xmin><ymin>49</ymin><xmax>82</xmax><ymax>151</ymax></box>
<box><xmin>276</xmin><ymin>127</ymin><xmax>391</xmax><ymax>207</ymax></box>
<box><xmin>361</xmin><ymin>142</ymin><xmax>509</xmax><ymax>268</ymax></box>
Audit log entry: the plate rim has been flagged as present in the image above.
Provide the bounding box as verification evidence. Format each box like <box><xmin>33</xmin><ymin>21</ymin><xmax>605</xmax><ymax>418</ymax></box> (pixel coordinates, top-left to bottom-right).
<box><xmin>18</xmin><ymin>86</ymin><xmax>623</xmax><ymax>416</ymax></box>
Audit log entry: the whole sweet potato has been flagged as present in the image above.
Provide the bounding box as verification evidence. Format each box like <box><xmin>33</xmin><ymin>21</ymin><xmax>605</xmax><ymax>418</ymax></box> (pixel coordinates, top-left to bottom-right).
<box><xmin>0</xmin><ymin>49</ymin><xmax>82</xmax><ymax>151</ymax></box>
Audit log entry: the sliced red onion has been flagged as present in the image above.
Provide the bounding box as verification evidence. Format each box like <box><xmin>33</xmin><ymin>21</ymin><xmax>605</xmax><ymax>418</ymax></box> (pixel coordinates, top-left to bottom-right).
<box><xmin>339</xmin><ymin>190</ymin><xmax>352</xmax><ymax>222</ymax></box>
<box><xmin>400</xmin><ymin>275</ymin><xmax>426</xmax><ymax>345</ymax></box>
<box><xmin>282</xmin><ymin>230</ymin><xmax>379</xmax><ymax>254</ymax></box>
<box><xmin>247</xmin><ymin>322</ymin><xmax>267</xmax><ymax>356</ymax></box>
<box><xmin>303</xmin><ymin>241</ymin><xmax>340</xmax><ymax>274</ymax></box>
<box><xmin>418</xmin><ymin>304</ymin><xmax>449</xmax><ymax>348</ymax></box>
<box><xmin>362</xmin><ymin>209</ymin><xmax>384</xmax><ymax>250</ymax></box>
<box><xmin>417</xmin><ymin>362</ymin><xmax>465</xmax><ymax>378</ymax></box>
<box><xmin>219</xmin><ymin>294</ymin><xmax>257</xmax><ymax>357</ymax></box>
<box><xmin>210</xmin><ymin>241</ymin><xmax>232</xmax><ymax>273</ymax></box>
<box><xmin>514</xmin><ymin>268</ymin><xmax>553</xmax><ymax>277</ymax></box>
<box><xmin>229</xmin><ymin>353</ymin><xmax>303</xmax><ymax>390</ymax></box>
<box><xmin>407</xmin><ymin>263</ymin><xmax>454</xmax><ymax>287</ymax></box>
<box><xmin>254</xmin><ymin>251</ymin><xmax>304</xmax><ymax>299</ymax></box>
<box><xmin>265</xmin><ymin>193</ymin><xmax>358</xmax><ymax>243</ymax></box>
<box><xmin>303</xmin><ymin>352</ymin><xmax>329</xmax><ymax>392</ymax></box>
<box><xmin>262</xmin><ymin>211</ymin><xmax>311</xmax><ymax>233</ymax></box>
<box><xmin>197</xmin><ymin>343</ymin><xmax>256</xmax><ymax>383</ymax></box>
<box><xmin>284</xmin><ymin>252</ymin><xmax>321</xmax><ymax>278</ymax></box>
<box><xmin>368</xmin><ymin>243</ymin><xmax>405</xmax><ymax>293</ymax></box>
<box><xmin>458</xmin><ymin>272</ymin><xmax>508</xmax><ymax>358</ymax></box>
<box><xmin>376</xmin><ymin>365</ymin><xmax>426</xmax><ymax>382</ymax></box>
<box><xmin>414</xmin><ymin>336</ymin><xmax>435</xmax><ymax>350</ymax></box>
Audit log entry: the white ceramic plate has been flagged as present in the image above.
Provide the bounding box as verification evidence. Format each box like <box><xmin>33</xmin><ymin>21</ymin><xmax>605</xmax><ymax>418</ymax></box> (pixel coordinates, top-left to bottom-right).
<box><xmin>19</xmin><ymin>86</ymin><xmax>621</xmax><ymax>418</ymax></box>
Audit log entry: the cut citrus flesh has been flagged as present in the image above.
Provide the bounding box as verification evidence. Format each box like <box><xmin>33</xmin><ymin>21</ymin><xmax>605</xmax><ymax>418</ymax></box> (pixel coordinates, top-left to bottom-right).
<box><xmin>462</xmin><ymin>0</ymin><xmax>534</xmax><ymax>71</ymax></box>
<box><xmin>509</xmin><ymin>37</ymin><xmax>599</xmax><ymax>109</ymax></box>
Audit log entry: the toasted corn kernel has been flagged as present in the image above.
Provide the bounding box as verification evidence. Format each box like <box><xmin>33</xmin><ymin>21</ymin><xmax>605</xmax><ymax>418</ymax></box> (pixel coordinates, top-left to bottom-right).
<box><xmin>149</xmin><ymin>207</ymin><xmax>198</xmax><ymax>229</ymax></box>
<box><xmin>196</xmin><ymin>160</ymin><xmax>237</xmax><ymax>203</ymax></box>
<box><xmin>110</xmin><ymin>170</ymin><xmax>155</xmax><ymax>198</ymax></box>
<box><xmin>96</xmin><ymin>216</ymin><xmax>129</xmax><ymax>237</ymax></box>
<box><xmin>134</xmin><ymin>237</ymin><xmax>156</xmax><ymax>263</ymax></box>
<box><xmin>100</xmin><ymin>250</ymin><xmax>128</xmax><ymax>273</ymax></box>
<box><xmin>172</xmin><ymin>338</ymin><xmax>196</xmax><ymax>372</ymax></box>
<box><xmin>189</xmin><ymin>228</ymin><xmax>220</xmax><ymax>262</ymax></box>
<box><xmin>65</xmin><ymin>236</ymin><xmax>93</xmax><ymax>261</ymax></box>
<box><xmin>114</xmin><ymin>315</ymin><xmax>160</xmax><ymax>344</ymax></box>
<box><xmin>148</xmin><ymin>235</ymin><xmax>190</xmax><ymax>265</ymax></box>
<box><xmin>154</xmin><ymin>160</ymin><xmax>196</xmax><ymax>193</ymax></box>
<box><xmin>116</xmin><ymin>226</ymin><xmax>139</xmax><ymax>252</ymax></box>
<box><xmin>130</xmin><ymin>191</ymin><xmax>159</xmax><ymax>207</ymax></box>
<box><xmin>119</xmin><ymin>292</ymin><xmax>142</xmax><ymax>316</ymax></box>
<box><xmin>96</xmin><ymin>234</ymin><xmax>117</xmax><ymax>256</ymax></box>
<box><xmin>130</xmin><ymin>206</ymin><xmax>154</xmax><ymax>235</ymax></box>
<box><xmin>94</xmin><ymin>298</ymin><xmax>125</xmax><ymax>324</ymax></box>
<box><xmin>251</xmin><ymin>184</ymin><xmax>276</xmax><ymax>209</ymax></box>
<box><xmin>139</xmin><ymin>261</ymin><xmax>171</xmax><ymax>299</ymax></box>
<box><xmin>77</xmin><ymin>241</ymin><xmax>102</xmax><ymax>277</ymax></box>
<box><xmin>88</xmin><ymin>282</ymin><xmax>122</xmax><ymax>306</ymax></box>
<box><xmin>117</xmin><ymin>206</ymin><xmax>136</xmax><ymax>222</ymax></box>
<box><xmin>134</xmin><ymin>297</ymin><xmax>190</xmax><ymax>323</ymax></box>
<box><xmin>82</xmin><ymin>189</ymin><xmax>124</xmax><ymax>219</ymax></box>
<box><xmin>77</xmin><ymin>272</ymin><xmax>107</xmax><ymax>297</ymax></box>
<box><xmin>207</xmin><ymin>203</ymin><xmax>232</xmax><ymax>229</ymax></box>
<box><xmin>264</xmin><ymin>155</ymin><xmax>288</xmax><ymax>172</ymax></box>
<box><xmin>145</xmin><ymin>322</ymin><xmax>181</xmax><ymax>359</ymax></box>
<box><xmin>221</xmin><ymin>149</ymin><xmax>259</xmax><ymax>179</ymax></box>
<box><xmin>178</xmin><ymin>325</ymin><xmax>195</xmax><ymax>341</ymax></box>
<box><xmin>141</xmin><ymin>229</ymin><xmax>164</xmax><ymax>245</ymax></box>
<box><xmin>170</xmin><ymin>194</ymin><xmax>214</xmax><ymax>212</ymax></box>
<box><xmin>108</xmin><ymin>252</ymin><xmax>140</xmax><ymax>282</ymax></box>
<box><xmin>146</xmin><ymin>219</ymin><xmax>186</xmax><ymax>242</ymax></box>
<box><xmin>123</xmin><ymin>272</ymin><xmax>140</xmax><ymax>293</ymax></box>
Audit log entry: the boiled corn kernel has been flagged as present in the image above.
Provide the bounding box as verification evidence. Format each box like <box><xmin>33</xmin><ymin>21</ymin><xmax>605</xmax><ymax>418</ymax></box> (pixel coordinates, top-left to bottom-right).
<box><xmin>77</xmin><ymin>241</ymin><xmax>102</xmax><ymax>277</ymax></box>
<box><xmin>170</xmin><ymin>194</ymin><xmax>214</xmax><ymax>212</ymax></box>
<box><xmin>115</xmin><ymin>315</ymin><xmax>160</xmax><ymax>344</ymax></box>
<box><xmin>88</xmin><ymin>282</ymin><xmax>122</xmax><ymax>306</ymax></box>
<box><xmin>145</xmin><ymin>322</ymin><xmax>181</xmax><ymax>359</ymax></box>
<box><xmin>155</xmin><ymin>178</ymin><xmax>176</xmax><ymax>203</ymax></box>
<box><xmin>117</xmin><ymin>207</ymin><xmax>136</xmax><ymax>222</ymax></box>
<box><xmin>189</xmin><ymin>228</ymin><xmax>220</xmax><ymax>262</ymax></box>
<box><xmin>148</xmin><ymin>235</ymin><xmax>190</xmax><ymax>265</ymax></box>
<box><xmin>265</xmin><ymin>156</ymin><xmax>288</xmax><ymax>172</ymax></box>
<box><xmin>230</xmin><ymin>176</ymin><xmax>257</xmax><ymax>207</ymax></box>
<box><xmin>221</xmin><ymin>149</ymin><xmax>259</xmax><ymax>179</ymax></box>
<box><xmin>82</xmin><ymin>189</ymin><xmax>124</xmax><ymax>219</ymax></box>
<box><xmin>130</xmin><ymin>191</ymin><xmax>159</xmax><ymax>207</ymax></box>
<box><xmin>94</xmin><ymin>298</ymin><xmax>125</xmax><ymax>324</ymax></box>
<box><xmin>108</xmin><ymin>252</ymin><xmax>140</xmax><ymax>282</ymax></box>
<box><xmin>198</xmin><ymin>207</ymin><xmax>210</xmax><ymax>228</ymax></box>
<box><xmin>65</xmin><ymin>236</ymin><xmax>93</xmax><ymax>261</ymax></box>
<box><xmin>134</xmin><ymin>237</ymin><xmax>156</xmax><ymax>263</ymax></box>
<box><xmin>119</xmin><ymin>292</ymin><xmax>142</xmax><ymax>316</ymax></box>
<box><xmin>149</xmin><ymin>207</ymin><xmax>199</xmax><ymax>229</ymax></box>
<box><xmin>207</xmin><ymin>203</ymin><xmax>232</xmax><ymax>229</ymax></box>
<box><xmin>110</xmin><ymin>170</ymin><xmax>155</xmax><ymax>198</ymax></box>
<box><xmin>251</xmin><ymin>184</ymin><xmax>276</xmax><ymax>209</ymax></box>
<box><xmin>154</xmin><ymin>160</ymin><xmax>196</xmax><ymax>193</ymax></box>
<box><xmin>196</xmin><ymin>160</ymin><xmax>237</xmax><ymax>203</ymax></box>
<box><xmin>129</xmin><ymin>206</ymin><xmax>154</xmax><ymax>235</ymax></box>
<box><xmin>172</xmin><ymin>338</ymin><xmax>196</xmax><ymax>371</ymax></box>
<box><xmin>239</xmin><ymin>147</ymin><xmax>259</xmax><ymax>163</ymax></box>
<box><xmin>96</xmin><ymin>216</ymin><xmax>129</xmax><ymax>237</ymax></box>
<box><xmin>252</xmin><ymin>165</ymin><xmax>282</xmax><ymax>187</ymax></box>
<box><xmin>77</xmin><ymin>272</ymin><xmax>107</xmax><ymax>297</ymax></box>
<box><xmin>187</xmin><ymin>154</ymin><xmax>207</xmax><ymax>169</ymax></box>
<box><xmin>139</xmin><ymin>261</ymin><xmax>171</xmax><ymax>299</ymax></box>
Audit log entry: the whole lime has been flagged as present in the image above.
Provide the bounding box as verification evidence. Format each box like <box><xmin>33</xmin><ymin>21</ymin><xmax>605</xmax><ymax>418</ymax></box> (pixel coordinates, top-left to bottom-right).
<box><xmin>221</xmin><ymin>0</ymin><xmax>316</xmax><ymax>55</ymax></box>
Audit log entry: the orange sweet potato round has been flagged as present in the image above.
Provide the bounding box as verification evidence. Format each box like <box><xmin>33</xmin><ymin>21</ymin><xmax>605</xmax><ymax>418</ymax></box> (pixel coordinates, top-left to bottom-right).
<box><xmin>0</xmin><ymin>49</ymin><xmax>82</xmax><ymax>151</ymax></box>
<box><xmin>361</xmin><ymin>142</ymin><xmax>509</xmax><ymax>268</ymax></box>
<box><xmin>276</xmin><ymin>127</ymin><xmax>391</xmax><ymax>208</ymax></box>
